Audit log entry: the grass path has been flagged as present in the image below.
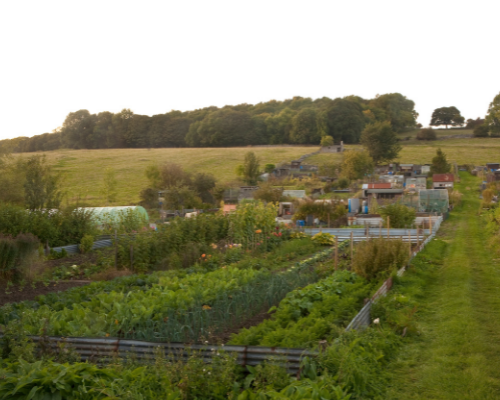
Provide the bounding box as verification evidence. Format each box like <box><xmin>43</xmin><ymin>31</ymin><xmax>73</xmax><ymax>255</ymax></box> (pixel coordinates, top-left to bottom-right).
<box><xmin>383</xmin><ymin>173</ymin><xmax>500</xmax><ymax>399</ymax></box>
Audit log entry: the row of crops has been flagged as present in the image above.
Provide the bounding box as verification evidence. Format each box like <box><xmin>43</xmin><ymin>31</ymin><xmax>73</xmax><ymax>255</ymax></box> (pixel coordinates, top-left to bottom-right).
<box><xmin>0</xmin><ymin>239</ymin><xmax>337</xmax><ymax>342</ymax></box>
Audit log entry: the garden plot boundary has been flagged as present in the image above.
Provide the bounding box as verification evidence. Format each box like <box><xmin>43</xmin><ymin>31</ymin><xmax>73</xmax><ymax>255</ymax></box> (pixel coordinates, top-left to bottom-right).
<box><xmin>345</xmin><ymin>216</ymin><xmax>443</xmax><ymax>332</ymax></box>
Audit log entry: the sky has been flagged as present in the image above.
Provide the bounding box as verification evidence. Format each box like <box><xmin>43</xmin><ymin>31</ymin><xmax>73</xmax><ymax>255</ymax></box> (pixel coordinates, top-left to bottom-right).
<box><xmin>0</xmin><ymin>0</ymin><xmax>498</xmax><ymax>140</ymax></box>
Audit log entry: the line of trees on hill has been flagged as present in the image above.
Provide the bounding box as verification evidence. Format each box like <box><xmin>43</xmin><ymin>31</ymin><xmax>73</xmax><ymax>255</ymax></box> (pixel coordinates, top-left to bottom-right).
<box><xmin>0</xmin><ymin>93</ymin><xmax>418</xmax><ymax>152</ymax></box>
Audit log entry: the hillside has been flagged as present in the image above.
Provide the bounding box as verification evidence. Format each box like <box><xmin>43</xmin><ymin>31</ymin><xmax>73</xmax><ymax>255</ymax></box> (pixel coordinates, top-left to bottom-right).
<box><xmin>26</xmin><ymin>146</ymin><xmax>316</xmax><ymax>206</ymax></box>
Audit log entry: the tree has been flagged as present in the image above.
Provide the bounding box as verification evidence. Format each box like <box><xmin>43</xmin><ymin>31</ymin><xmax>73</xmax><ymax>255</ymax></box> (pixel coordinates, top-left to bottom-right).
<box><xmin>191</xmin><ymin>172</ymin><xmax>216</xmax><ymax>203</ymax></box>
<box><xmin>60</xmin><ymin>109</ymin><xmax>96</xmax><ymax>149</ymax></box>
<box><xmin>485</xmin><ymin>92</ymin><xmax>500</xmax><ymax>137</ymax></box>
<box><xmin>430</xmin><ymin>107</ymin><xmax>465</xmax><ymax>129</ymax></box>
<box><xmin>236</xmin><ymin>152</ymin><xmax>260</xmax><ymax>185</ymax></box>
<box><xmin>23</xmin><ymin>155</ymin><xmax>64</xmax><ymax>210</ymax></box>
<box><xmin>360</xmin><ymin>121</ymin><xmax>401</xmax><ymax>164</ymax></box>
<box><xmin>341</xmin><ymin>150</ymin><xmax>374</xmax><ymax>180</ymax></box>
<box><xmin>253</xmin><ymin>184</ymin><xmax>284</xmax><ymax>203</ymax></box>
<box><xmin>289</xmin><ymin>108</ymin><xmax>320</xmax><ymax>144</ymax></box>
<box><xmin>368</xmin><ymin>93</ymin><xmax>418</xmax><ymax>133</ymax></box>
<box><xmin>264</xmin><ymin>164</ymin><xmax>276</xmax><ymax>173</ymax></box>
<box><xmin>318</xmin><ymin>98</ymin><xmax>366</xmax><ymax>144</ymax></box>
<box><xmin>320</xmin><ymin>136</ymin><xmax>334</xmax><ymax>147</ymax></box>
<box><xmin>416</xmin><ymin>128</ymin><xmax>437</xmax><ymax>141</ymax></box>
<box><xmin>100</xmin><ymin>168</ymin><xmax>118</xmax><ymax>204</ymax></box>
<box><xmin>429</xmin><ymin>148</ymin><xmax>451</xmax><ymax>175</ymax></box>
<box><xmin>465</xmin><ymin>118</ymin><xmax>484</xmax><ymax>129</ymax></box>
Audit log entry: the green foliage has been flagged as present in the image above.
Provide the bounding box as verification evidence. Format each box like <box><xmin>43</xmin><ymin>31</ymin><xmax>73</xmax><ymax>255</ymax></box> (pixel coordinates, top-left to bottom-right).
<box><xmin>230</xmin><ymin>201</ymin><xmax>277</xmax><ymax>247</ymax></box>
<box><xmin>229</xmin><ymin>268</ymin><xmax>372</xmax><ymax>348</ymax></box>
<box><xmin>100</xmin><ymin>167</ymin><xmax>118</xmax><ymax>204</ymax></box>
<box><xmin>429</xmin><ymin>148</ymin><xmax>451</xmax><ymax>175</ymax></box>
<box><xmin>290</xmin><ymin>108</ymin><xmax>321</xmax><ymax>144</ymax></box>
<box><xmin>486</xmin><ymin>92</ymin><xmax>500</xmax><ymax>136</ymax></box>
<box><xmin>264</xmin><ymin>163</ymin><xmax>276</xmax><ymax>173</ymax></box>
<box><xmin>237</xmin><ymin>151</ymin><xmax>261</xmax><ymax>185</ymax></box>
<box><xmin>79</xmin><ymin>234</ymin><xmax>94</xmax><ymax>254</ymax></box>
<box><xmin>294</xmin><ymin>200</ymin><xmax>346</xmax><ymax>223</ymax></box>
<box><xmin>253</xmin><ymin>184</ymin><xmax>284</xmax><ymax>203</ymax></box>
<box><xmin>369</xmin><ymin>93</ymin><xmax>418</xmax><ymax>133</ymax></box>
<box><xmin>360</xmin><ymin>121</ymin><xmax>402</xmax><ymax>164</ymax></box>
<box><xmin>320</xmin><ymin>135</ymin><xmax>334</xmax><ymax>147</ymax></box>
<box><xmin>379</xmin><ymin>203</ymin><xmax>416</xmax><ymax>229</ymax></box>
<box><xmin>0</xmin><ymin>233</ymin><xmax>39</xmax><ymax>281</ymax></box>
<box><xmin>352</xmin><ymin>238</ymin><xmax>409</xmax><ymax>280</ymax></box>
<box><xmin>319</xmin><ymin>98</ymin><xmax>366</xmax><ymax>144</ymax></box>
<box><xmin>430</xmin><ymin>106</ymin><xmax>465</xmax><ymax>128</ymax></box>
<box><xmin>0</xmin><ymin>204</ymin><xmax>96</xmax><ymax>247</ymax></box>
<box><xmin>23</xmin><ymin>155</ymin><xmax>64</xmax><ymax>210</ymax></box>
<box><xmin>473</xmin><ymin>123</ymin><xmax>490</xmax><ymax>138</ymax></box>
<box><xmin>416</xmin><ymin>128</ymin><xmax>437</xmax><ymax>140</ymax></box>
<box><xmin>311</xmin><ymin>232</ymin><xmax>335</xmax><ymax>245</ymax></box>
<box><xmin>341</xmin><ymin>150</ymin><xmax>374</xmax><ymax>180</ymax></box>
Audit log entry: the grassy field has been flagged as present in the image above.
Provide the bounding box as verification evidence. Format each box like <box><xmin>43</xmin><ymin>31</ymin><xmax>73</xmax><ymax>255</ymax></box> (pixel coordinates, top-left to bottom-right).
<box><xmin>383</xmin><ymin>173</ymin><xmax>500</xmax><ymax>399</ymax></box>
<box><xmin>307</xmin><ymin>136</ymin><xmax>500</xmax><ymax>166</ymax></box>
<box><xmin>20</xmin><ymin>134</ymin><xmax>500</xmax><ymax>207</ymax></box>
<box><xmin>26</xmin><ymin>146</ymin><xmax>316</xmax><ymax>206</ymax></box>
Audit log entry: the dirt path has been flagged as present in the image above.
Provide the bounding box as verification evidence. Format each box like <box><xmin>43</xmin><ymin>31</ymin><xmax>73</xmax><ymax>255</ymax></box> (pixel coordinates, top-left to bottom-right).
<box><xmin>384</xmin><ymin>173</ymin><xmax>500</xmax><ymax>399</ymax></box>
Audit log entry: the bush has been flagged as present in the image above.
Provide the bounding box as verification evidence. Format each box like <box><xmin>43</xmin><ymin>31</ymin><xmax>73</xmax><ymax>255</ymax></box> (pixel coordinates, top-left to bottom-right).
<box><xmin>474</xmin><ymin>124</ymin><xmax>490</xmax><ymax>137</ymax></box>
<box><xmin>416</xmin><ymin>128</ymin><xmax>437</xmax><ymax>141</ymax></box>
<box><xmin>79</xmin><ymin>234</ymin><xmax>94</xmax><ymax>254</ymax></box>
<box><xmin>379</xmin><ymin>203</ymin><xmax>416</xmax><ymax>228</ymax></box>
<box><xmin>352</xmin><ymin>238</ymin><xmax>409</xmax><ymax>280</ymax></box>
<box><xmin>0</xmin><ymin>233</ymin><xmax>40</xmax><ymax>280</ymax></box>
<box><xmin>311</xmin><ymin>232</ymin><xmax>335</xmax><ymax>245</ymax></box>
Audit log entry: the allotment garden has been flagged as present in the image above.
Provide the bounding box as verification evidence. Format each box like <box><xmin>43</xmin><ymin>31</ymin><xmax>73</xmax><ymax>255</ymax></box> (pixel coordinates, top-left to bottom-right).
<box><xmin>0</xmin><ymin>198</ymin><xmax>449</xmax><ymax>399</ymax></box>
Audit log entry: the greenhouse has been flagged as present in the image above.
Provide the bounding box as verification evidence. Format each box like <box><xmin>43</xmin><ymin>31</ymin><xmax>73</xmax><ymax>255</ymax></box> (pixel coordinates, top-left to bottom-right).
<box><xmin>78</xmin><ymin>206</ymin><xmax>149</xmax><ymax>228</ymax></box>
<box><xmin>418</xmin><ymin>189</ymin><xmax>449</xmax><ymax>213</ymax></box>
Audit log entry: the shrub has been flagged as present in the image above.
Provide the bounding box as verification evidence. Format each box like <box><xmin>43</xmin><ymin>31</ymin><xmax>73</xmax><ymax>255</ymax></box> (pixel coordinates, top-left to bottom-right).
<box><xmin>379</xmin><ymin>203</ymin><xmax>416</xmax><ymax>228</ymax></box>
<box><xmin>0</xmin><ymin>233</ymin><xmax>40</xmax><ymax>281</ymax></box>
<box><xmin>416</xmin><ymin>128</ymin><xmax>437</xmax><ymax>141</ymax></box>
<box><xmin>79</xmin><ymin>234</ymin><xmax>95</xmax><ymax>254</ymax></box>
<box><xmin>352</xmin><ymin>238</ymin><xmax>409</xmax><ymax>280</ymax></box>
<box><xmin>311</xmin><ymin>232</ymin><xmax>335</xmax><ymax>246</ymax></box>
<box><xmin>474</xmin><ymin>124</ymin><xmax>490</xmax><ymax>137</ymax></box>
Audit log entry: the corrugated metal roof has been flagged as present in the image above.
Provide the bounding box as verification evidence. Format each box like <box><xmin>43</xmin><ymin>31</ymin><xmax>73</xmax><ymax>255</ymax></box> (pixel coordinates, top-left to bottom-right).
<box><xmin>432</xmin><ymin>173</ymin><xmax>454</xmax><ymax>182</ymax></box>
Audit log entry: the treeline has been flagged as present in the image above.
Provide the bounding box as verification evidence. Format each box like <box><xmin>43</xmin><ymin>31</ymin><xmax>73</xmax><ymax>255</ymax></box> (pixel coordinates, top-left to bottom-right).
<box><xmin>1</xmin><ymin>93</ymin><xmax>418</xmax><ymax>152</ymax></box>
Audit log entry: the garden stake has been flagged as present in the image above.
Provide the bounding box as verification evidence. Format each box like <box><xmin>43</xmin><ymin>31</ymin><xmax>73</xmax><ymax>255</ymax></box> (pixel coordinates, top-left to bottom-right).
<box><xmin>429</xmin><ymin>217</ymin><xmax>433</xmax><ymax>236</ymax></box>
<box><xmin>387</xmin><ymin>216</ymin><xmax>390</xmax><ymax>238</ymax></box>
<box><xmin>379</xmin><ymin>221</ymin><xmax>382</xmax><ymax>238</ymax></box>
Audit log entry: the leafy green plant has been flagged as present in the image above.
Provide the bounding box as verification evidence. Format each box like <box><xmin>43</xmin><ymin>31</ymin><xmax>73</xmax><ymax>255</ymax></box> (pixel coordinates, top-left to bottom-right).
<box><xmin>352</xmin><ymin>238</ymin><xmax>409</xmax><ymax>280</ymax></box>
<box><xmin>311</xmin><ymin>232</ymin><xmax>335</xmax><ymax>246</ymax></box>
<box><xmin>79</xmin><ymin>234</ymin><xmax>94</xmax><ymax>254</ymax></box>
<box><xmin>379</xmin><ymin>203</ymin><xmax>416</xmax><ymax>229</ymax></box>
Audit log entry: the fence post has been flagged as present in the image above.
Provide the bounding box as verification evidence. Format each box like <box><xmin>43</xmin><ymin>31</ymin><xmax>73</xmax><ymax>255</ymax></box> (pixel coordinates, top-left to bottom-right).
<box><xmin>379</xmin><ymin>221</ymin><xmax>382</xmax><ymax>238</ymax></box>
<box><xmin>328</xmin><ymin>214</ymin><xmax>330</xmax><ymax>228</ymax></box>
<box><xmin>417</xmin><ymin>225</ymin><xmax>420</xmax><ymax>250</ymax></box>
<box><xmin>387</xmin><ymin>216</ymin><xmax>390</xmax><ymax>238</ymax></box>
<box><xmin>429</xmin><ymin>217</ymin><xmax>433</xmax><ymax>236</ymax></box>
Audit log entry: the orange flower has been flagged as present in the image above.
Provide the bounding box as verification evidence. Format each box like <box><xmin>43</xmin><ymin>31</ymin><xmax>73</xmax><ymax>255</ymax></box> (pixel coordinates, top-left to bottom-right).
<box><xmin>114</xmin><ymin>319</ymin><xmax>119</xmax><ymax>325</ymax></box>
<box><xmin>202</xmin><ymin>254</ymin><xmax>206</xmax><ymax>258</ymax></box>
<box><xmin>105</xmin><ymin>333</ymin><xmax>110</xmax><ymax>337</ymax></box>
<box><xmin>202</xmin><ymin>305</ymin><xmax>212</xmax><ymax>310</ymax></box>
<box><xmin>255</xmin><ymin>229</ymin><xmax>262</xmax><ymax>234</ymax></box>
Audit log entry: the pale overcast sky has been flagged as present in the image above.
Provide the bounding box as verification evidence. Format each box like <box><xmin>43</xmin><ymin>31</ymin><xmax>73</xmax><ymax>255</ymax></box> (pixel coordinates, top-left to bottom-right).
<box><xmin>0</xmin><ymin>0</ymin><xmax>498</xmax><ymax>140</ymax></box>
